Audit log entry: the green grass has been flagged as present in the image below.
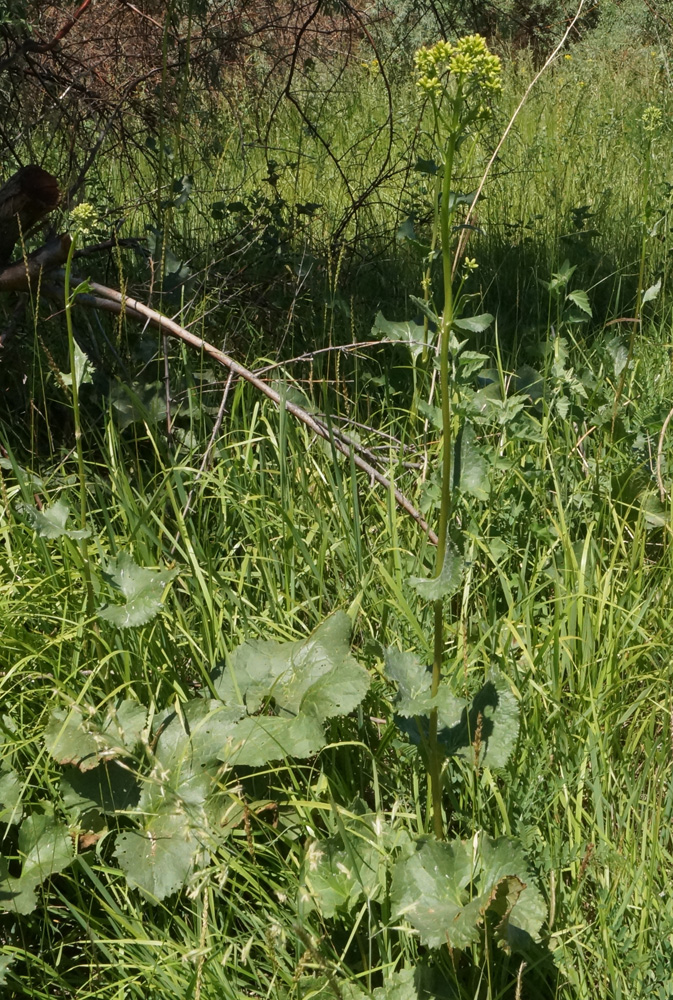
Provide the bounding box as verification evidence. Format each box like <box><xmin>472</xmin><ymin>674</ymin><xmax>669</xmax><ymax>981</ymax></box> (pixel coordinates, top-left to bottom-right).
<box><xmin>2</xmin><ymin>34</ymin><xmax>673</xmax><ymax>1000</ymax></box>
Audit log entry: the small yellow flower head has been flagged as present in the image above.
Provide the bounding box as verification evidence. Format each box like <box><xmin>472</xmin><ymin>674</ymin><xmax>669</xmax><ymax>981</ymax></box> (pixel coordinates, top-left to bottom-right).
<box><xmin>70</xmin><ymin>202</ymin><xmax>97</xmax><ymax>237</ymax></box>
<box><xmin>642</xmin><ymin>105</ymin><xmax>663</xmax><ymax>134</ymax></box>
<box><xmin>564</xmin><ymin>53</ymin><xmax>573</xmax><ymax>60</ymax></box>
<box><xmin>463</xmin><ymin>257</ymin><xmax>479</xmax><ymax>272</ymax></box>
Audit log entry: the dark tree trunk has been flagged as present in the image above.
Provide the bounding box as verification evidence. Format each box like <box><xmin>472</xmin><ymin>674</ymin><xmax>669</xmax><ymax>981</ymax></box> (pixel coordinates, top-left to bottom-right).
<box><xmin>0</xmin><ymin>165</ymin><xmax>61</xmax><ymax>264</ymax></box>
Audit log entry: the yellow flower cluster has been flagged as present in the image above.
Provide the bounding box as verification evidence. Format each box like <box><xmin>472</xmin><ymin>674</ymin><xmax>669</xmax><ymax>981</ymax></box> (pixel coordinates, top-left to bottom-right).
<box><xmin>70</xmin><ymin>201</ymin><xmax>97</xmax><ymax>237</ymax></box>
<box><xmin>414</xmin><ymin>34</ymin><xmax>501</xmax><ymax>96</ymax></box>
<box><xmin>642</xmin><ymin>105</ymin><xmax>662</xmax><ymax>134</ymax></box>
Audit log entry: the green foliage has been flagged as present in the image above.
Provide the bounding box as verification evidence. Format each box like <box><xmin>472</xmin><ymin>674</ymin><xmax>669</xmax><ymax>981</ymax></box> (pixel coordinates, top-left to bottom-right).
<box><xmin>19</xmin><ymin>499</ymin><xmax>89</xmax><ymax>540</ymax></box>
<box><xmin>0</xmin><ymin>814</ymin><xmax>73</xmax><ymax>915</ymax></box>
<box><xmin>391</xmin><ymin>834</ymin><xmax>546</xmax><ymax>951</ymax></box>
<box><xmin>3</xmin><ymin>17</ymin><xmax>673</xmax><ymax>1000</ymax></box>
<box><xmin>32</xmin><ymin>615</ymin><xmax>372</xmax><ymax>903</ymax></box>
<box><xmin>98</xmin><ymin>553</ymin><xmax>179</xmax><ymax>627</ymax></box>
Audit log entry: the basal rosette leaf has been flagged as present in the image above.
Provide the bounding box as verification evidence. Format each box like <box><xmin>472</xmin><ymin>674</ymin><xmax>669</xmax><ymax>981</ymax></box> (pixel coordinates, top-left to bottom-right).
<box><xmin>45</xmin><ymin>707</ymin><xmax>126</xmax><ymax>772</ymax></box>
<box><xmin>302</xmin><ymin>811</ymin><xmax>406</xmax><ymax>920</ymax></box>
<box><xmin>115</xmin><ymin>809</ymin><xmax>196</xmax><ymax>902</ymax></box>
<box><xmin>0</xmin><ymin>814</ymin><xmax>73</xmax><ymax>915</ymax></box>
<box><xmin>219</xmin><ymin>714</ymin><xmax>325</xmax><ymax>767</ymax></box>
<box><xmin>44</xmin><ymin>699</ymin><xmax>147</xmax><ymax>771</ymax></box>
<box><xmin>391</xmin><ymin>834</ymin><xmax>546</xmax><ymax>952</ymax></box>
<box><xmin>478</xmin><ymin>835</ymin><xmax>547</xmax><ymax>946</ymax></box>
<box><xmin>391</xmin><ymin>837</ymin><xmax>476</xmax><ymax>949</ymax></box>
<box><xmin>98</xmin><ymin>552</ymin><xmax>178</xmax><ymax>628</ymax></box>
<box><xmin>60</xmin><ymin>761</ymin><xmax>141</xmax><ymax>817</ymax></box>
<box><xmin>214</xmin><ymin>612</ymin><xmax>370</xmax><ymax>724</ymax></box>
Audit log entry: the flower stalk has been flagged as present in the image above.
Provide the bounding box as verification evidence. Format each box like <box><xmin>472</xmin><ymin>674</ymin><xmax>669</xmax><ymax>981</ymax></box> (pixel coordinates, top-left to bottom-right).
<box><xmin>414</xmin><ymin>35</ymin><xmax>501</xmax><ymax>839</ymax></box>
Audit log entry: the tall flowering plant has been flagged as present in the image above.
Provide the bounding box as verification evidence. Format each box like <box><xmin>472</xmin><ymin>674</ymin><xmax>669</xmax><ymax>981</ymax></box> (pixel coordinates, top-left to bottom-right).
<box><xmin>412</xmin><ymin>36</ymin><xmax>501</xmax><ymax>838</ymax></box>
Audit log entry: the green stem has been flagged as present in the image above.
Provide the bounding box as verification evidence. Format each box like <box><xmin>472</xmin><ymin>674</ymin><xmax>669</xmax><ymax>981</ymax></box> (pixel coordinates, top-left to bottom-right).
<box><xmin>428</xmin><ymin>93</ymin><xmax>461</xmax><ymax>840</ymax></box>
<box><xmin>64</xmin><ymin>236</ymin><xmax>95</xmax><ymax>616</ymax></box>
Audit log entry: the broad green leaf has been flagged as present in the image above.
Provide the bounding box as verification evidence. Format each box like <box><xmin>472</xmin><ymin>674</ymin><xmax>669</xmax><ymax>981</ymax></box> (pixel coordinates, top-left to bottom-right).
<box><xmin>220</xmin><ymin>714</ymin><xmax>325</xmax><ymax>767</ymax></box>
<box><xmin>0</xmin><ymin>767</ymin><xmax>22</xmax><ymax>825</ymax></box>
<box><xmin>456</xmin><ymin>424</ymin><xmax>489</xmax><ymax>500</ymax></box>
<box><xmin>641</xmin><ymin>490</ymin><xmax>668</xmax><ymax>529</ymax></box>
<box><xmin>372</xmin><ymin>312</ymin><xmax>426</xmax><ymax>361</ymax></box>
<box><xmin>45</xmin><ymin>700</ymin><xmax>145</xmax><ymax>771</ymax></box>
<box><xmin>44</xmin><ymin>707</ymin><xmax>127</xmax><ymax>771</ymax></box>
<box><xmin>566</xmin><ymin>288</ymin><xmax>592</xmax><ymax>316</ymax></box>
<box><xmin>384</xmin><ymin>650</ymin><xmax>464</xmax><ymax>730</ymax></box>
<box><xmin>150</xmin><ymin>699</ymin><xmax>241</xmax><ymax>810</ymax></box>
<box><xmin>513</xmin><ymin>365</ymin><xmax>545</xmax><ymax>402</ymax></box>
<box><xmin>391</xmin><ymin>833</ymin><xmax>545</xmax><ymax>951</ymax></box>
<box><xmin>606</xmin><ymin>336</ymin><xmax>629</xmax><ymax>377</ymax></box>
<box><xmin>391</xmin><ymin>837</ymin><xmax>477</xmax><ymax>949</ymax></box>
<box><xmin>20</xmin><ymin>499</ymin><xmax>90</xmax><ymax>540</ymax></box>
<box><xmin>98</xmin><ymin>552</ymin><xmax>178</xmax><ymax>627</ymax></box>
<box><xmin>642</xmin><ymin>278</ymin><xmax>661</xmax><ymax>304</ymax></box>
<box><xmin>0</xmin><ymin>814</ymin><xmax>73</xmax><ymax>914</ymax></box>
<box><xmin>289</xmin><ymin>978</ymin><xmax>365</xmax><ymax>1000</ymax></box>
<box><xmin>384</xmin><ymin>650</ymin><xmax>434</xmax><ymax>716</ymax></box>
<box><xmin>479</xmin><ymin>836</ymin><xmax>547</xmax><ymax>943</ymax></box>
<box><xmin>215</xmin><ymin>612</ymin><xmax>370</xmax><ymax>723</ymax></box>
<box><xmin>417</xmin><ymin>399</ymin><xmax>442</xmax><ymax>430</ymax></box>
<box><xmin>414</xmin><ymin>157</ymin><xmax>439</xmax><ymax>175</ymax></box>
<box><xmin>303</xmin><ymin>834</ymin><xmax>381</xmax><ymax>917</ymax></box>
<box><xmin>110</xmin><ymin>381</ymin><xmax>167</xmax><ymax>431</ymax></box>
<box><xmin>453</xmin><ymin>313</ymin><xmax>493</xmax><ymax>333</ymax></box>
<box><xmin>113</xmin><ymin>700</ymin><xmax>148</xmax><ymax>748</ymax></box>
<box><xmin>115</xmin><ymin>809</ymin><xmax>196</xmax><ymax>901</ymax></box>
<box><xmin>458</xmin><ymin>350</ymin><xmax>489</xmax><ymax>377</ymax></box>
<box><xmin>302</xmin><ymin>812</ymin><xmax>405</xmax><ymax>920</ymax></box>
<box><xmin>0</xmin><ymin>955</ymin><xmax>14</xmax><ymax>985</ymax></box>
<box><xmin>373</xmin><ymin>969</ymin><xmax>418</xmax><ymax>1000</ymax></box>
<box><xmin>438</xmin><ymin>670</ymin><xmax>519</xmax><ymax>769</ymax></box>
<box><xmin>155</xmin><ymin>699</ymin><xmax>242</xmax><ymax>771</ymax></box>
<box><xmin>60</xmin><ymin>342</ymin><xmax>93</xmax><ymax>387</ymax></box>
<box><xmin>60</xmin><ymin>761</ymin><xmax>141</xmax><ymax>816</ymax></box>
<box><xmin>448</xmin><ymin>190</ymin><xmax>478</xmax><ymax>211</ymax></box>
<box><xmin>409</xmin><ymin>545</ymin><xmax>464</xmax><ymax>601</ymax></box>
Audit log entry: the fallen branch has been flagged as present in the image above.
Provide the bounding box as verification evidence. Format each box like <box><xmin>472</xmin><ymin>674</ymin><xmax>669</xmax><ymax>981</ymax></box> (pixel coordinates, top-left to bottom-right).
<box><xmin>0</xmin><ymin>235</ymin><xmax>71</xmax><ymax>293</ymax></box>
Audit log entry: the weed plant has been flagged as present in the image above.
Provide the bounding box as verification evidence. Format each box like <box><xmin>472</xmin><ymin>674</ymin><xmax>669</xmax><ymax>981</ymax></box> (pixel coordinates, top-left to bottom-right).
<box><xmin>1</xmin><ymin>29</ymin><xmax>673</xmax><ymax>1000</ymax></box>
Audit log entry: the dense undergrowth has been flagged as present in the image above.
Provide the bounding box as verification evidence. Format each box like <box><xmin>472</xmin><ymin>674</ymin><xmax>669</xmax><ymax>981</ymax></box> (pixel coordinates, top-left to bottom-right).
<box><xmin>2</xmin><ymin>18</ymin><xmax>673</xmax><ymax>1000</ymax></box>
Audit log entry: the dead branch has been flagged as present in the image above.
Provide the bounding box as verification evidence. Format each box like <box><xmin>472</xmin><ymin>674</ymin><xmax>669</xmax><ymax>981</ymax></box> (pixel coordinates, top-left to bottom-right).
<box><xmin>0</xmin><ymin>235</ymin><xmax>71</xmax><ymax>293</ymax></box>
